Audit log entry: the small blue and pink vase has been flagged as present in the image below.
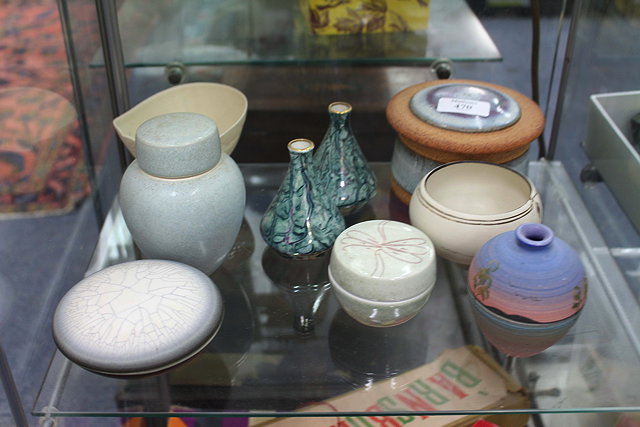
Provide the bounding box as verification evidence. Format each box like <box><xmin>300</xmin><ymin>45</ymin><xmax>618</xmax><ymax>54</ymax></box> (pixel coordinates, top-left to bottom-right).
<box><xmin>467</xmin><ymin>223</ymin><xmax>588</xmax><ymax>357</ymax></box>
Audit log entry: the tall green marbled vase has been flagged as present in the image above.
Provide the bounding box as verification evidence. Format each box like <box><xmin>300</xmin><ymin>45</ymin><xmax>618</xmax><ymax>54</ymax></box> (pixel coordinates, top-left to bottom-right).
<box><xmin>315</xmin><ymin>102</ymin><xmax>377</xmax><ymax>216</ymax></box>
<box><xmin>260</xmin><ymin>139</ymin><xmax>345</xmax><ymax>258</ymax></box>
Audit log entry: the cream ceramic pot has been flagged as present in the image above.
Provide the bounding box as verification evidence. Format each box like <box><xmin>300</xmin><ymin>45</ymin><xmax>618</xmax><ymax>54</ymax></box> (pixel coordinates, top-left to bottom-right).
<box><xmin>409</xmin><ymin>161</ymin><xmax>542</xmax><ymax>265</ymax></box>
<box><xmin>328</xmin><ymin>220</ymin><xmax>436</xmax><ymax>327</ymax></box>
<box><xmin>113</xmin><ymin>82</ymin><xmax>247</xmax><ymax>156</ymax></box>
<box><xmin>329</xmin><ymin>273</ymin><xmax>434</xmax><ymax>328</ymax></box>
<box><xmin>119</xmin><ymin>112</ymin><xmax>246</xmax><ymax>275</ymax></box>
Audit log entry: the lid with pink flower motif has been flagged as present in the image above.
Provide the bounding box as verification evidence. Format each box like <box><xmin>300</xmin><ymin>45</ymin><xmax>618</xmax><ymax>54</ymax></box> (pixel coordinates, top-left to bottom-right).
<box><xmin>329</xmin><ymin>220</ymin><xmax>436</xmax><ymax>302</ymax></box>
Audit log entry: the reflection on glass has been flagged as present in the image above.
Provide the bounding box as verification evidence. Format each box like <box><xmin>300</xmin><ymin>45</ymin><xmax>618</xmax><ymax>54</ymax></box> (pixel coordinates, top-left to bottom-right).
<box><xmin>328</xmin><ymin>309</ymin><xmax>429</xmax><ymax>387</ymax></box>
<box><xmin>262</xmin><ymin>247</ymin><xmax>331</xmax><ymax>333</ymax></box>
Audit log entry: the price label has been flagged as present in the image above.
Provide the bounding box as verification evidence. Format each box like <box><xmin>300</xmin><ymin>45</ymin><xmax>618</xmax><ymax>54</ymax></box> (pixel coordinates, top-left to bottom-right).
<box><xmin>437</xmin><ymin>97</ymin><xmax>491</xmax><ymax>117</ymax></box>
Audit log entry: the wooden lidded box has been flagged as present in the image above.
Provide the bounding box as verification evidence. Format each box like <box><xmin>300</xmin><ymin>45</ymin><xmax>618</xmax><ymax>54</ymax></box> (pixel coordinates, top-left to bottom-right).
<box><xmin>386</xmin><ymin>79</ymin><xmax>545</xmax><ymax>203</ymax></box>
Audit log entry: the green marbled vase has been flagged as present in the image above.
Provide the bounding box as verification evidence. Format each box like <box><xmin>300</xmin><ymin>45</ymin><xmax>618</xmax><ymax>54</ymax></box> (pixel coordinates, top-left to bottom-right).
<box><xmin>315</xmin><ymin>102</ymin><xmax>377</xmax><ymax>216</ymax></box>
<box><xmin>260</xmin><ymin>139</ymin><xmax>346</xmax><ymax>258</ymax></box>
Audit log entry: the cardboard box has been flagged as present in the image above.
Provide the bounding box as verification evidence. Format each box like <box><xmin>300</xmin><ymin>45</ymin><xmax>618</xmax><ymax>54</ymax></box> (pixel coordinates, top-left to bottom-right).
<box><xmin>251</xmin><ymin>346</ymin><xmax>530</xmax><ymax>427</ymax></box>
<box><xmin>300</xmin><ymin>0</ymin><xmax>430</xmax><ymax>35</ymax></box>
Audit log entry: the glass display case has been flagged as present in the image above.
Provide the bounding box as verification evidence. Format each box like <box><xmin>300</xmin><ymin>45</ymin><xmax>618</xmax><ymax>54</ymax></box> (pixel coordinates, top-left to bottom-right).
<box><xmin>1</xmin><ymin>0</ymin><xmax>640</xmax><ymax>426</ymax></box>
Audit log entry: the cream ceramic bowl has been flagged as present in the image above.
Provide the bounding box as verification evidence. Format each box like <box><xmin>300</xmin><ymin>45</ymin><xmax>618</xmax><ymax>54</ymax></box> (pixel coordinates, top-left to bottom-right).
<box><xmin>113</xmin><ymin>82</ymin><xmax>248</xmax><ymax>156</ymax></box>
<box><xmin>409</xmin><ymin>161</ymin><xmax>542</xmax><ymax>265</ymax></box>
<box><xmin>328</xmin><ymin>220</ymin><xmax>437</xmax><ymax>327</ymax></box>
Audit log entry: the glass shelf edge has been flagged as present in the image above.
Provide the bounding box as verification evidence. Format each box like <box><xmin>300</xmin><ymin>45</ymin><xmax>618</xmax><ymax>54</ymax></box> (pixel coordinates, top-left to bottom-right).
<box><xmin>32</xmin><ymin>406</ymin><xmax>640</xmax><ymax>418</ymax></box>
<box><xmin>33</xmin><ymin>161</ymin><xmax>640</xmax><ymax>419</ymax></box>
<box><xmin>90</xmin><ymin>0</ymin><xmax>501</xmax><ymax>69</ymax></box>
<box><xmin>110</xmin><ymin>56</ymin><xmax>503</xmax><ymax>69</ymax></box>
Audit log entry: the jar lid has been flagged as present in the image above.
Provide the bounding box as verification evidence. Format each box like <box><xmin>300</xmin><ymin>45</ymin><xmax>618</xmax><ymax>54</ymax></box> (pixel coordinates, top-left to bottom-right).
<box><xmin>409</xmin><ymin>83</ymin><xmax>521</xmax><ymax>132</ymax></box>
<box><xmin>329</xmin><ymin>220</ymin><xmax>436</xmax><ymax>302</ymax></box>
<box><xmin>386</xmin><ymin>79</ymin><xmax>544</xmax><ymax>164</ymax></box>
<box><xmin>135</xmin><ymin>112</ymin><xmax>221</xmax><ymax>178</ymax></box>
<box><xmin>52</xmin><ymin>260</ymin><xmax>224</xmax><ymax>376</ymax></box>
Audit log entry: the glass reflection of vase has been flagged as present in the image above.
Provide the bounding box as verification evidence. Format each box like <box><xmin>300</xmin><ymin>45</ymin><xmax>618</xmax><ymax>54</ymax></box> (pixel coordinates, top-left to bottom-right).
<box><xmin>260</xmin><ymin>139</ymin><xmax>345</xmax><ymax>258</ymax></box>
<box><xmin>262</xmin><ymin>247</ymin><xmax>331</xmax><ymax>333</ymax></box>
<box><xmin>315</xmin><ymin>102</ymin><xmax>377</xmax><ymax>216</ymax></box>
<box><xmin>328</xmin><ymin>309</ymin><xmax>429</xmax><ymax>387</ymax></box>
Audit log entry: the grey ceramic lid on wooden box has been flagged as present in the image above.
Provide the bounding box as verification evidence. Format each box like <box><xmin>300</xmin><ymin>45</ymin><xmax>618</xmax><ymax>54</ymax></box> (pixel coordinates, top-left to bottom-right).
<box><xmin>52</xmin><ymin>259</ymin><xmax>224</xmax><ymax>376</ymax></box>
<box><xmin>386</xmin><ymin>79</ymin><xmax>544</xmax><ymax>164</ymax></box>
<box><xmin>409</xmin><ymin>82</ymin><xmax>522</xmax><ymax>132</ymax></box>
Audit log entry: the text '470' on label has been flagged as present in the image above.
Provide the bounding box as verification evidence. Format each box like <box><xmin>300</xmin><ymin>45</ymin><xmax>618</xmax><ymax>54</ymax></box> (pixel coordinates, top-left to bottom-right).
<box><xmin>437</xmin><ymin>98</ymin><xmax>491</xmax><ymax>117</ymax></box>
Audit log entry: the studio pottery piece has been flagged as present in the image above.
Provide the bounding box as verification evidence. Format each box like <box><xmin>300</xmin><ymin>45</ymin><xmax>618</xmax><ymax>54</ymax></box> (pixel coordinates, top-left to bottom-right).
<box><xmin>113</xmin><ymin>82</ymin><xmax>247</xmax><ymax>156</ymax></box>
<box><xmin>469</xmin><ymin>223</ymin><xmax>587</xmax><ymax>323</ymax></box>
<box><xmin>118</xmin><ymin>112</ymin><xmax>246</xmax><ymax>275</ymax></box>
<box><xmin>52</xmin><ymin>260</ymin><xmax>224</xmax><ymax>376</ymax></box>
<box><xmin>328</xmin><ymin>220</ymin><xmax>436</xmax><ymax>327</ymax></box>
<box><xmin>409</xmin><ymin>161</ymin><xmax>542</xmax><ymax>265</ymax></box>
<box><xmin>386</xmin><ymin>79</ymin><xmax>544</xmax><ymax>203</ymax></box>
<box><xmin>315</xmin><ymin>102</ymin><xmax>377</xmax><ymax>216</ymax></box>
<box><xmin>260</xmin><ymin>139</ymin><xmax>345</xmax><ymax>258</ymax></box>
<box><xmin>468</xmin><ymin>223</ymin><xmax>588</xmax><ymax>357</ymax></box>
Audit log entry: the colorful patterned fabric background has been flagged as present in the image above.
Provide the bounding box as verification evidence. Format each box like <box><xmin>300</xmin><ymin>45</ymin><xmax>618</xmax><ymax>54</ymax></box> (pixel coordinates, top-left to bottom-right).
<box><xmin>0</xmin><ymin>1</ymin><xmax>90</xmax><ymax>216</ymax></box>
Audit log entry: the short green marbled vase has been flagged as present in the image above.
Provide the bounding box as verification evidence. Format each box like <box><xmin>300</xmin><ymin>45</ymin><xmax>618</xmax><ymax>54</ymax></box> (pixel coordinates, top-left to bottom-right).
<box><xmin>315</xmin><ymin>102</ymin><xmax>377</xmax><ymax>216</ymax></box>
<box><xmin>260</xmin><ymin>139</ymin><xmax>346</xmax><ymax>258</ymax></box>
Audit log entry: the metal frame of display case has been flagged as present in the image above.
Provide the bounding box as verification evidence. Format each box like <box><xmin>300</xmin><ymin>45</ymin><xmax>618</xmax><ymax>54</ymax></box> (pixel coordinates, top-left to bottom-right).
<box><xmin>14</xmin><ymin>0</ymin><xmax>640</xmax><ymax>425</ymax></box>
<box><xmin>0</xmin><ymin>345</ymin><xmax>28</xmax><ymax>426</ymax></box>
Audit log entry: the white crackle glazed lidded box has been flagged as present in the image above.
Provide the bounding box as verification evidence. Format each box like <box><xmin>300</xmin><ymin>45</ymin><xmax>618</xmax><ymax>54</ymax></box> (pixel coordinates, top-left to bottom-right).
<box><xmin>52</xmin><ymin>260</ymin><xmax>224</xmax><ymax>376</ymax></box>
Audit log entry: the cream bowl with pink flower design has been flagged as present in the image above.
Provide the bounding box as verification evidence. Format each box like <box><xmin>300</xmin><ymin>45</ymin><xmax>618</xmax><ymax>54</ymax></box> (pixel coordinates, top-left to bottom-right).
<box><xmin>328</xmin><ymin>220</ymin><xmax>437</xmax><ymax>327</ymax></box>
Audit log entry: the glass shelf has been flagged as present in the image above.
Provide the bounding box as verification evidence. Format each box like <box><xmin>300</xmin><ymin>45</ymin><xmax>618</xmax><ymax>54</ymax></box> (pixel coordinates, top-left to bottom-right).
<box><xmin>110</xmin><ymin>0</ymin><xmax>500</xmax><ymax>67</ymax></box>
<box><xmin>33</xmin><ymin>162</ymin><xmax>640</xmax><ymax>422</ymax></box>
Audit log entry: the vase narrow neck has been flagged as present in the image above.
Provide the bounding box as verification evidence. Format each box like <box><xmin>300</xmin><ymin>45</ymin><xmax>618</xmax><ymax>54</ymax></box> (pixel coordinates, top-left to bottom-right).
<box><xmin>328</xmin><ymin>102</ymin><xmax>352</xmax><ymax>128</ymax></box>
<box><xmin>332</xmin><ymin>110</ymin><xmax>352</xmax><ymax>125</ymax></box>
<box><xmin>290</xmin><ymin>149</ymin><xmax>313</xmax><ymax>167</ymax></box>
<box><xmin>287</xmin><ymin>138</ymin><xmax>315</xmax><ymax>170</ymax></box>
<box><xmin>515</xmin><ymin>223</ymin><xmax>553</xmax><ymax>249</ymax></box>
